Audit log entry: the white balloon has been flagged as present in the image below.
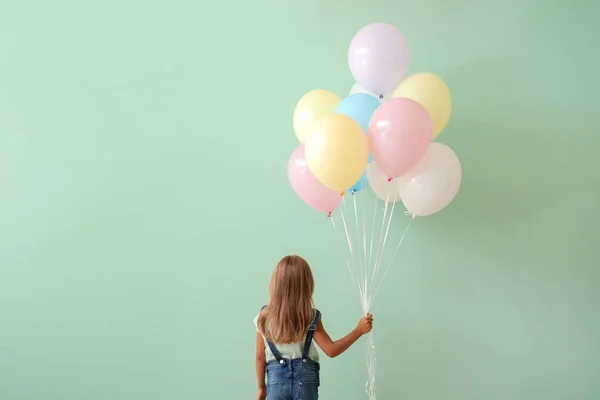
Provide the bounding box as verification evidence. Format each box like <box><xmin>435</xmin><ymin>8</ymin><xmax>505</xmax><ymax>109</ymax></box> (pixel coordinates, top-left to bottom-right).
<box><xmin>398</xmin><ymin>143</ymin><xmax>462</xmax><ymax>217</ymax></box>
<box><xmin>366</xmin><ymin>162</ymin><xmax>402</xmax><ymax>202</ymax></box>
<box><xmin>349</xmin><ymin>83</ymin><xmax>392</xmax><ymax>102</ymax></box>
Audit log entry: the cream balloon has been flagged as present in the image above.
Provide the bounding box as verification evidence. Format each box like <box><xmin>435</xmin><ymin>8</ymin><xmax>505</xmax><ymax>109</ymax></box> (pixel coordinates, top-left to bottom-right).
<box><xmin>398</xmin><ymin>143</ymin><xmax>462</xmax><ymax>217</ymax></box>
<box><xmin>304</xmin><ymin>113</ymin><xmax>369</xmax><ymax>192</ymax></box>
<box><xmin>349</xmin><ymin>83</ymin><xmax>392</xmax><ymax>101</ymax></box>
<box><xmin>391</xmin><ymin>73</ymin><xmax>451</xmax><ymax>138</ymax></box>
<box><xmin>366</xmin><ymin>162</ymin><xmax>402</xmax><ymax>202</ymax></box>
<box><xmin>293</xmin><ymin>89</ymin><xmax>341</xmax><ymax>144</ymax></box>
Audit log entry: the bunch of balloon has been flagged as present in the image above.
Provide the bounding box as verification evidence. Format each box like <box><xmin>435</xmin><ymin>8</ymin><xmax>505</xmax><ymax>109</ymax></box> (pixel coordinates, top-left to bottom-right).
<box><xmin>285</xmin><ymin>22</ymin><xmax>462</xmax><ymax>400</ymax></box>
<box><xmin>288</xmin><ymin>89</ymin><xmax>371</xmax><ymax>216</ymax></box>
<box><xmin>287</xmin><ymin>23</ymin><xmax>460</xmax><ymax>218</ymax></box>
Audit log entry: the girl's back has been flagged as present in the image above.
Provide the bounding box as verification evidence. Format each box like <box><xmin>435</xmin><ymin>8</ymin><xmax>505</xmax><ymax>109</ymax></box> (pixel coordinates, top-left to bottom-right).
<box><xmin>254</xmin><ymin>255</ymin><xmax>373</xmax><ymax>400</ymax></box>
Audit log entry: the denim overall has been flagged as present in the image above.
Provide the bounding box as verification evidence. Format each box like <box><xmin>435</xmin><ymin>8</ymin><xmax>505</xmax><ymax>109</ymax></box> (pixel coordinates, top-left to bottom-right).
<box><xmin>261</xmin><ymin>306</ymin><xmax>321</xmax><ymax>400</ymax></box>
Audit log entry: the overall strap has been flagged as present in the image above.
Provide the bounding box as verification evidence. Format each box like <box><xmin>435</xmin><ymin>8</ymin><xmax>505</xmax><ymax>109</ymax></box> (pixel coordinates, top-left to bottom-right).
<box><xmin>301</xmin><ymin>309</ymin><xmax>321</xmax><ymax>363</ymax></box>
<box><xmin>260</xmin><ymin>305</ymin><xmax>285</xmax><ymax>365</ymax></box>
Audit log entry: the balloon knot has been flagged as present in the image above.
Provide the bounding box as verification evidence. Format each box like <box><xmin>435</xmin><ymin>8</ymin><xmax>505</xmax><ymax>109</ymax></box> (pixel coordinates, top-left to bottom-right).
<box><xmin>387</xmin><ymin>177</ymin><xmax>393</xmax><ymax>182</ymax></box>
<box><xmin>340</xmin><ymin>191</ymin><xmax>345</xmax><ymax>196</ymax></box>
<box><xmin>327</xmin><ymin>212</ymin><xmax>332</xmax><ymax>218</ymax></box>
<box><xmin>350</xmin><ymin>189</ymin><xmax>356</xmax><ymax>195</ymax></box>
<box><xmin>379</xmin><ymin>95</ymin><xmax>384</xmax><ymax>99</ymax></box>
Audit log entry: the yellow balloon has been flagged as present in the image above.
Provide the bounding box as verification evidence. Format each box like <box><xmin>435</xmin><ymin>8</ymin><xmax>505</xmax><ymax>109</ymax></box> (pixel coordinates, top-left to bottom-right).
<box><xmin>304</xmin><ymin>113</ymin><xmax>369</xmax><ymax>192</ymax></box>
<box><xmin>392</xmin><ymin>73</ymin><xmax>452</xmax><ymax>138</ymax></box>
<box><xmin>293</xmin><ymin>89</ymin><xmax>341</xmax><ymax>144</ymax></box>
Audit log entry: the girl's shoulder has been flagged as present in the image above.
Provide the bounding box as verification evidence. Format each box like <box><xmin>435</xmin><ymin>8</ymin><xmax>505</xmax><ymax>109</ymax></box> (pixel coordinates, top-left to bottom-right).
<box><xmin>257</xmin><ymin>305</ymin><xmax>321</xmax><ymax>315</ymax></box>
<box><xmin>253</xmin><ymin>310</ymin><xmax>262</xmax><ymax>333</ymax></box>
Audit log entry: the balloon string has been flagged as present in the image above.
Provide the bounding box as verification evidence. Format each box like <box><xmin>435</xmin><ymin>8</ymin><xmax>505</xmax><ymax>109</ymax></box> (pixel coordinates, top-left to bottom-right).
<box><xmin>341</xmin><ymin>208</ymin><xmax>367</xmax><ymax>308</ymax></box>
<box><xmin>364</xmin><ymin>332</ymin><xmax>377</xmax><ymax>400</ymax></box>
<box><xmin>362</xmin><ymin>195</ymin><xmax>403</xmax><ymax>399</ymax></box>
<box><xmin>360</xmin><ymin>268</ymin><xmax>376</xmax><ymax>400</ymax></box>
<box><xmin>361</xmin><ymin>190</ymin><xmax>368</xmax><ymax>293</ymax></box>
<box><xmin>371</xmin><ymin>192</ymin><xmax>390</xmax><ymax>288</ymax></box>
<box><xmin>347</xmin><ymin>260</ymin><xmax>365</xmax><ymax>306</ymax></box>
<box><xmin>354</xmin><ymin>190</ymin><xmax>376</xmax><ymax>376</ymax></box>
<box><xmin>353</xmin><ymin>194</ymin><xmax>366</xmax><ymax>299</ymax></box>
<box><xmin>369</xmin><ymin>217</ymin><xmax>413</xmax><ymax>309</ymax></box>
<box><xmin>371</xmin><ymin>187</ymin><xmax>396</xmax><ymax>293</ymax></box>
<box><xmin>372</xmin><ymin>194</ymin><xmax>396</xmax><ymax>288</ymax></box>
<box><xmin>331</xmin><ymin>187</ymin><xmax>412</xmax><ymax>400</ymax></box>
<box><xmin>368</xmin><ymin>190</ymin><xmax>378</xmax><ymax>268</ymax></box>
<box><xmin>331</xmin><ymin>208</ymin><xmax>363</xmax><ymax>305</ymax></box>
<box><xmin>340</xmin><ymin>210</ymin><xmax>354</xmax><ymax>259</ymax></box>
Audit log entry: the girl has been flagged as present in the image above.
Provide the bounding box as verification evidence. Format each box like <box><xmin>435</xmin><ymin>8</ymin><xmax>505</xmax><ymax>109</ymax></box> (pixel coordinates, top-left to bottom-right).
<box><xmin>254</xmin><ymin>255</ymin><xmax>373</xmax><ymax>400</ymax></box>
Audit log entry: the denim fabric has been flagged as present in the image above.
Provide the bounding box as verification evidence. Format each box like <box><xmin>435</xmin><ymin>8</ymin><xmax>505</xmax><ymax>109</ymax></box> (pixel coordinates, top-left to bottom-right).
<box><xmin>260</xmin><ymin>307</ymin><xmax>321</xmax><ymax>399</ymax></box>
<box><xmin>266</xmin><ymin>358</ymin><xmax>320</xmax><ymax>400</ymax></box>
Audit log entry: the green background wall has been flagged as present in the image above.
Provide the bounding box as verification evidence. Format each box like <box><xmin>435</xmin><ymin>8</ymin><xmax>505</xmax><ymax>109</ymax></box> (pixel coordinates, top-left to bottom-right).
<box><xmin>1</xmin><ymin>0</ymin><xmax>599</xmax><ymax>399</ymax></box>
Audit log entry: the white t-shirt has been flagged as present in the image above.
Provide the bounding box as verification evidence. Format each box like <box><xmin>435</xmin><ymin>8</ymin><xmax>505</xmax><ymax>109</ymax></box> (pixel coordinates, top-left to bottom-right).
<box><xmin>253</xmin><ymin>313</ymin><xmax>320</xmax><ymax>363</ymax></box>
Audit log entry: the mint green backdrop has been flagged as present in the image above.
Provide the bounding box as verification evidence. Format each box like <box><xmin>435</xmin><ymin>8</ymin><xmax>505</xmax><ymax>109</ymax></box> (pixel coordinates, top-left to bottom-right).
<box><xmin>1</xmin><ymin>1</ymin><xmax>598</xmax><ymax>399</ymax></box>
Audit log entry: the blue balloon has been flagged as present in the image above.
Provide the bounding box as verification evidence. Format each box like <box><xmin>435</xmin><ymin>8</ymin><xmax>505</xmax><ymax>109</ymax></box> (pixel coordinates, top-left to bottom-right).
<box><xmin>336</xmin><ymin>93</ymin><xmax>381</xmax><ymax>134</ymax></box>
<box><xmin>349</xmin><ymin>171</ymin><xmax>368</xmax><ymax>194</ymax></box>
<box><xmin>336</xmin><ymin>93</ymin><xmax>381</xmax><ymax>194</ymax></box>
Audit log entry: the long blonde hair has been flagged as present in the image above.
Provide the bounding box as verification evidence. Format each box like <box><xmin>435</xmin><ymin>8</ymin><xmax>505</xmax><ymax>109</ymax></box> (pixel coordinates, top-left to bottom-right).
<box><xmin>258</xmin><ymin>255</ymin><xmax>315</xmax><ymax>344</ymax></box>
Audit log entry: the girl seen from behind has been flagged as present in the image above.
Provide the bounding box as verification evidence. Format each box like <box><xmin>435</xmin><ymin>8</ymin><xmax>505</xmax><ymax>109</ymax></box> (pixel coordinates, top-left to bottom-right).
<box><xmin>254</xmin><ymin>255</ymin><xmax>373</xmax><ymax>400</ymax></box>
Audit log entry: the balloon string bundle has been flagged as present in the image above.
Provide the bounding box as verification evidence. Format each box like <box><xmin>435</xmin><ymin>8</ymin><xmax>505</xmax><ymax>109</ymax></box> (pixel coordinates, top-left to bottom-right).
<box><xmin>334</xmin><ymin>186</ymin><xmax>413</xmax><ymax>399</ymax></box>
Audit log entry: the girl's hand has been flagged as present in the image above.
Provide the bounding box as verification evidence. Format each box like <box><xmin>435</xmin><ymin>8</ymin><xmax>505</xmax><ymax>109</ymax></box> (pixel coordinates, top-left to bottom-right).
<box><xmin>356</xmin><ymin>314</ymin><xmax>373</xmax><ymax>335</ymax></box>
<box><xmin>257</xmin><ymin>387</ymin><xmax>267</xmax><ymax>400</ymax></box>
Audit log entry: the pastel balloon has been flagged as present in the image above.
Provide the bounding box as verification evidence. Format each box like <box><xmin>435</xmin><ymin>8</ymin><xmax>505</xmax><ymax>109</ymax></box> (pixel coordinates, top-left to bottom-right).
<box><xmin>305</xmin><ymin>113</ymin><xmax>369</xmax><ymax>192</ymax></box>
<box><xmin>293</xmin><ymin>89</ymin><xmax>341</xmax><ymax>144</ymax></box>
<box><xmin>348</xmin><ymin>23</ymin><xmax>410</xmax><ymax>96</ymax></box>
<box><xmin>398</xmin><ymin>142</ymin><xmax>462</xmax><ymax>217</ymax></box>
<box><xmin>368</xmin><ymin>98</ymin><xmax>432</xmax><ymax>178</ymax></box>
<box><xmin>335</xmin><ymin>93</ymin><xmax>381</xmax><ymax>134</ymax></box>
<box><xmin>349</xmin><ymin>83</ymin><xmax>392</xmax><ymax>102</ymax></box>
<box><xmin>335</xmin><ymin>93</ymin><xmax>381</xmax><ymax>194</ymax></box>
<box><xmin>348</xmin><ymin>172</ymin><xmax>368</xmax><ymax>194</ymax></box>
<box><xmin>366</xmin><ymin>162</ymin><xmax>402</xmax><ymax>202</ymax></box>
<box><xmin>288</xmin><ymin>145</ymin><xmax>343</xmax><ymax>216</ymax></box>
<box><xmin>392</xmin><ymin>73</ymin><xmax>452</xmax><ymax>138</ymax></box>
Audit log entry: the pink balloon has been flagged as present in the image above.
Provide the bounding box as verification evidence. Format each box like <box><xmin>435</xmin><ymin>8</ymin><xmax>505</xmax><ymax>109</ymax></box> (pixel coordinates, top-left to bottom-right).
<box><xmin>348</xmin><ymin>23</ymin><xmax>410</xmax><ymax>96</ymax></box>
<box><xmin>368</xmin><ymin>98</ymin><xmax>432</xmax><ymax>178</ymax></box>
<box><xmin>288</xmin><ymin>145</ymin><xmax>342</xmax><ymax>216</ymax></box>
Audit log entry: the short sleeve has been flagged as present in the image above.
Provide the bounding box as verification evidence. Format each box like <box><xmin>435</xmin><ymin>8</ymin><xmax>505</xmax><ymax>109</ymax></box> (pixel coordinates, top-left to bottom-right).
<box><xmin>253</xmin><ymin>313</ymin><xmax>260</xmax><ymax>333</ymax></box>
<box><xmin>313</xmin><ymin>309</ymin><xmax>322</xmax><ymax>326</ymax></box>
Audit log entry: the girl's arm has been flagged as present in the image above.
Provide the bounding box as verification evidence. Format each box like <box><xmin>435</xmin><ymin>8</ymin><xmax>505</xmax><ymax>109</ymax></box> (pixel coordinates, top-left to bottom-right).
<box><xmin>255</xmin><ymin>333</ymin><xmax>267</xmax><ymax>392</ymax></box>
<box><xmin>313</xmin><ymin>314</ymin><xmax>373</xmax><ymax>358</ymax></box>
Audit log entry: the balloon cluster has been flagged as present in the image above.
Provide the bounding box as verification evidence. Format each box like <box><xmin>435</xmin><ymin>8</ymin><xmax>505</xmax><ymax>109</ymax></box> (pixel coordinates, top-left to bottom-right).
<box><xmin>287</xmin><ymin>23</ymin><xmax>462</xmax><ymax>218</ymax></box>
